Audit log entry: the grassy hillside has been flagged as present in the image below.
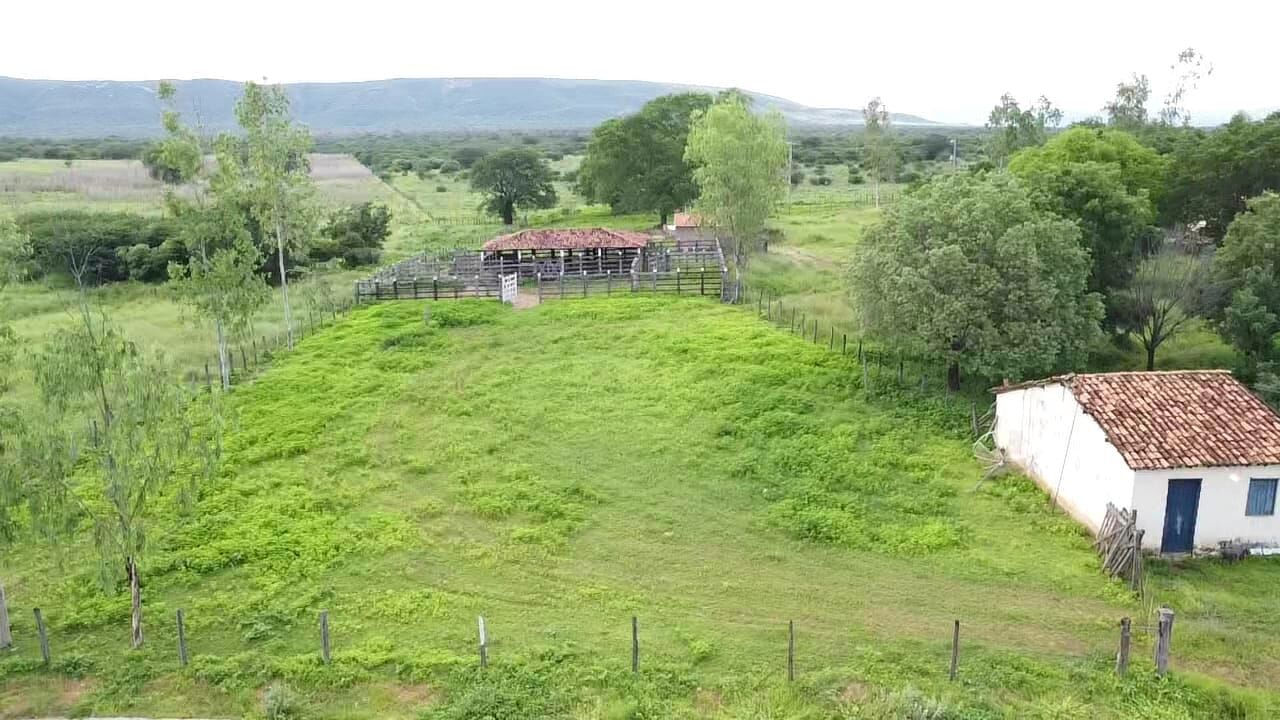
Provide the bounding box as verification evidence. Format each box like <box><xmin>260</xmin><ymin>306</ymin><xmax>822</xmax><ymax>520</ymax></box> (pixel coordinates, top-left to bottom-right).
<box><xmin>2</xmin><ymin>298</ymin><xmax>1276</xmax><ymax>718</ymax></box>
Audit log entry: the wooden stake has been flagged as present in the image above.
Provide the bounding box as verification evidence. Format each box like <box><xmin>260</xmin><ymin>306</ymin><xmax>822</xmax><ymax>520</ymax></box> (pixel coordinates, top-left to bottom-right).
<box><xmin>1155</xmin><ymin>607</ymin><xmax>1174</xmax><ymax>676</ymax></box>
<box><xmin>478</xmin><ymin>616</ymin><xmax>488</xmax><ymax>668</ymax></box>
<box><xmin>0</xmin><ymin>583</ymin><xmax>11</xmax><ymax>650</ymax></box>
<box><xmin>1130</xmin><ymin>517</ymin><xmax>1143</xmax><ymax>592</ymax></box>
<box><xmin>631</xmin><ymin>616</ymin><xmax>639</xmax><ymax>674</ymax></box>
<box><xmin>176</xmin><ymin>609</ymin><xmax>188</xmax><ymax>667</ymax></box>
<box><xmin>1116</xmin><ymin>617</ymin><xmax>1131</xmax><ymax>676</ymax></box>
<box><xmin>34</xmin><ymin>608</ymin><xmax>50</xmax><ymax>665</ymax></box>
<box><xmin>949</xmin><ymin>620</ymin><xmax>960</xmax><ymax>681</ymax></box>
<box><xmin>319</xmin><ymin>610</ymin><xmax>331</xmax><ymax>664</ymax></box>
<box><xmin>787</xmin><ymin>620</ymin><xmax>796</xmax><ymax>682</ymax></box>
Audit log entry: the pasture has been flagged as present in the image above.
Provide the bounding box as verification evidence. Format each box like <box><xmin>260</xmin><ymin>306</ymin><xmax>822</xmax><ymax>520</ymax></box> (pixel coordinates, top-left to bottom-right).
<box><xmin>1</xmin><ymin>297</ymin><xmax>1277</xmax><ymax>719</ymax></box>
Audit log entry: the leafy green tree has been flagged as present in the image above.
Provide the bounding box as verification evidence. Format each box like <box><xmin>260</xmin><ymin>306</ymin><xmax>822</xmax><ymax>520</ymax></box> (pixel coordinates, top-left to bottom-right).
<box><xmin>155</xmin><ymin>82</ymin><xmax>270</xmax><ymax>390</ymax></box>
<box><xmin>577</xmin><ymin>93</ymin><xmax>713</xmax><ymax>225</ymax></box>
<box><xmin>849</xmin><ymin>173</ymin><xmax>1103</xmax><ymax>390</ymax></box>
<box><xmin>1162</xmin><ymin>113</ymin><xmax>1280</xmax><ymax>238</ymax></box>
<box><xmin>1105</xmin><ymin>74</ymin><xmax>1151</xmax><ymax>131</ymax></box>
<box><xmin>1112</xmin><ymin>250</ymin><xmax>1215</xmax><ymax>370</ymax></box>
<box><xmin>469</xmin><ymin>149</ymin><xmax>557</xmax><ymax>225</ymax></box>
<box><xmin>684</xmin><ymin>93</ymin><xmax>787</xmax><ymax>270</ymax></box>
<box><xmin>229</xmin><ymin>82</ymin><xmax>318</xmax><ymax>349</ymax></box>
<box><xmin>861</xmin><ymin>98</ymin><xmax>896</xmax><ymax>207</ymax></box>
<box><xmin>1214</xmin><ymin>193</ymin><xmax>1280</xmax><ymax>388</ymax></box>
<box><xmin>985</xmin><ymin>94</ymin><xmax>1062</xmax><ymax>167</ymax></box>
<box><xmin>314</xmin><ymin>202</ymin><xmax>392</xmax><ymax>266</ymax></box>
<box><xmin>1010</xmin><ymin>152</ymin><xmax>1159</xmax><ymax>301</ymax></box>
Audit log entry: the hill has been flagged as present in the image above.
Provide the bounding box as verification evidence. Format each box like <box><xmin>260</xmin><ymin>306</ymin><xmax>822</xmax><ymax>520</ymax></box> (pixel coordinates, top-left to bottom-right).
<box><xmin>0</xmin><ymin>76</ymin><xmax>942</xmax><ymax>137</ymax></box>
<box><xmin>2</xmin><ymin>297</ymin><xmax>1276</xmax><ymax>718</ymax></box>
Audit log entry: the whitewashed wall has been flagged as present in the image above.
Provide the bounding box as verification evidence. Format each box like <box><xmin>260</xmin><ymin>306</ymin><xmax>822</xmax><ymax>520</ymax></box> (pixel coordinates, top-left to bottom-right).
<box><xmin>1133</xmin><ymin>465</ymin><xmax>1280</xmax><ymax>550</ymax></box>
<box><xmin>994</xmin><ymin>384</ymin><xmax>1136</xmax><ymax>531</ymax></box>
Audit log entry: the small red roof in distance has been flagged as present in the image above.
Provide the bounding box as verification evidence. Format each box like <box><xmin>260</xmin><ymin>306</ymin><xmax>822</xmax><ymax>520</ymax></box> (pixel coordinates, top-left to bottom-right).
<box><xmin>482</xmin><ymin>228</ymin><xmax>650</xmax><ymax>252</ymax></box>
<box><xmin>672</xmin><ymin>213</ymin><xmax>702</xmax><ymax>227</ymax></box>
<box><xmin>997</xmin><ymin>371</ymin><xmax>1280</xmax><ymax>470</ymax></box>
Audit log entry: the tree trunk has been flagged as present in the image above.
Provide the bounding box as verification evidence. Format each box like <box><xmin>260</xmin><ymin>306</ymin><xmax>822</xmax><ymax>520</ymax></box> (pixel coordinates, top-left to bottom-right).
<box><xmin>660</xmin><ymin>210</ymin><xmax>669</xmax><ymax>227</ymax></box>
<box><xmin>127</xmin><ymin>558</ymin><xmax>143</xmax><ymax>649</ymax></box>
<box><xmin>1146</xmin><ymin>344</ymin><xmax>1157</xmax><ymax>372</ymax></box>
<box><xmin>947</xmin><ymin>360</ymin><xmax>961</xmax><ymax>392</ymax></box>
<box><xmin>501</xmin><ymin>202</ymin><xmax>515</xmax><ymax>226</ymax></box>
<box><xmin>215</xmin><ymin>319</ymin><xmax>230</xmax><ymax>390</ymax></box>
<box><xmin>275</xmin><ymin>214</ymin><xmax>294</xmax><ymax>350</ymax></box>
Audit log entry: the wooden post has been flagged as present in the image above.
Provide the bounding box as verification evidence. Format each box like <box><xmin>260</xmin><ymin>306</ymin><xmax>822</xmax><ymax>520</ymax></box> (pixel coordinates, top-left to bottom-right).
<box><xmin>949</xmin><ymin>620</ymin><xmax>960</xmax><ymax>681</ymax></box>
<box><xmin>812</xmin><ymin>319</ymin><xmax>818</xmax><ymax>343</ymax></box>
<box><xmin>560</xmin><ymin>273</ymin><xmax>565</xmax><ymax>298</ymax></box>
<box><xmin>607</xmin><ymin>271</ymin><xmax>612</xmax><ymax>296</ymax></box>
<box><xmin>842</xmin><ymin>334</ymin><xmax>847</xmax><ymax>355</ymax></box>
<box><xmin>252</xmin><ymin>338</ymin><xmax>258</xmax><ymax>367</ymax></box>
<box><xmin>582</xmin><ymin>271</ymin><xmax>588</xmax><ymax>298</ymax></box>
<box><xmin>176</xmin><ymin>609</ymin><xmax>189</xmax><ymax>667</ymax></box>
<box><xmin>241</xmin><ymin>347</ymin><xmax>248</xmax><ymax>374</ymax></box>
<box><xmin>857</xmin><ymin>340</ymin><xmax>863</xmax><ymax>362</ymax></box>
<box><xmin>631</xmin><ymin>616</ymin><xmax>639</xmax><ymax>673</ymax></box>
<box><xmin>799</xmin><ymin>313</ymin><xmax>806</xmax><ymax>337</ymax></box>
<box><xmin>319</xmin><ymin>610</ymin><xmax>331</xmax><ymax>664</ymax></box>
<box><xmin>829</xmin><ymin>327</ymin><xmax>835</xmax><ymax>351</ymax></box>
<box><xmin>787</xmin><ymin>620</ymin><xmax>795</xmax><ymax>682</ymax></box>
<box><xmin>1116</xmin><ymin>617</ymin><xmax>1131</xmax><ymax>676</ymax></box>
<box><xmin>538</xmin><ymin>273</ymin><xmax>544</xmax><ymax>302</ymax></box>
<box><xmin>34</xmin><ymin>608</ymin><xmax>49</xmax><ymax>665</ymax></box>
<box><xmin>204</xmin><ymin>362</ymin><xmax>211</xmax><ymax>390</ymax></box>
<box><xmin>676</xmin><ymin>269</ymin><xmax>682</xmax><ymax>295</ymax></box>
<box><xmin>970</xmin><ymin>402</ymin><xmax>979</xmax><ymax>436</ymax></box>
<box><xmin>478</xmin><ymin>616</ymin><xmax>488</xmax><ymax>668</ymax></box>
<box><xmin>433</xmin><ymin>277</ymin><xmax>439</xmax><ymax>301</ymax></box>
<box><xmin>0</xmin><ymin>583</ymin><xmax>11</xmax><ymax>650</ymax></box>
<box><xmin>790</xmin><ymin>309</ymin><xmax>796</xmax><ymax>333</ymax></box>
<box><xmin>898</xmin><ymin>360</ymin><xmax>904</xmax><ymax>385</ymax></box>
<box><xmin>1130</xmin><ymin>515</ymin><xmax>1143</xmax><ymax>591</ymax></box>
<box><xmin>862</xmin><ymin>357</ymin><xmax>870</xmax><ymax>390</ymax></box>
<box><xmin>1155</xmin><ymin>607</ymin><xmax>1174</xmax><ymax>676</ymax></box>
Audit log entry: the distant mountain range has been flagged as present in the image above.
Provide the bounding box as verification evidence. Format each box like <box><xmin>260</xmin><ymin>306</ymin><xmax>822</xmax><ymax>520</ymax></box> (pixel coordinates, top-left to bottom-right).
<box><xmin>0</xmin><ymin>76</ymin><xmax>944</xmax><ymax>137</ymax></box>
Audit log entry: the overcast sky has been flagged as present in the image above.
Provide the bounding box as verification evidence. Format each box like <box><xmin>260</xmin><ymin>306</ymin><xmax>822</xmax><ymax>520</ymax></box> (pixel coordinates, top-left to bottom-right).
<box><xmin>4</xmin><ymin>0</ymin><xmax>1275</xmax><ymax>125</ymax></box>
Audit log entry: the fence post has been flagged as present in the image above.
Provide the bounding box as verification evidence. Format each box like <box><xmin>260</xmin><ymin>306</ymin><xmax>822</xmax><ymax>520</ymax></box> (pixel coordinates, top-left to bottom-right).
<box><xmin>1155</xmin><ymin>607</ymin><xmax>1175</xmax><ymax>676</ymax></box>
<box><xmin>34</xmin><ymin>608</ymin><xmax>49</xmax><ymax>665</ymax></box>
<box><xmin>204</xmin><ymin>362</ymin><xmax>211</xmax><ymax>390</ymax></box>
<box><xmin>1116</xmin><ymin>617</ymin><xmax>1131</xmax><ymax>676</ymax></box>
<box><xmin>676</xmin><ymin>269</ymin><xmax>682</xmax><ymax>295</ymax></box>
<box><xmin>478</xmin><ymin>616</ymin><xmax>489</xmax><ymax>668</ymax></box>
<box><xmin>898</xmin><ymin>360</ymin><xmax>904</xmax><ymax>385</ymax></box>
<box><xmin>829</xmin><ymin>327</ymin><xmax>835</xmax><ymax>351</ymax></box>
<box><xmin>582</xmin><ymin>271</ymin><xmax>588</xmax><ymax>298</ymax></box>
<box><xmin>607</xmin><ymin>271</ymin><xmax>612</xmax><ymax>296</ymax></box>
<box><xmin>970</xmin><ymin>402</ymin><xmax>979</xmax><ymax>436</ymax></box>
<box><xmin>799</xmin><ymin>313</ymin><xmax>806</xmax><ymax>337</ymax></box>
<box><xmin>433</xmin><ymin>277</ymin><xmax>439</xmax><ymax>301</ymax></box>
<box><xmin>787</xmin><ymin>620</ymin><xmax>795</xmax><ymax>682</ymax></box>
<box><xmin>241</xmin><ymin>347</ymin><xmax>249</xmax><ymax>374</ymax></box>
<box><xmin>252</xmin><ymin>338</ymin><xmax>258</xmax><ymax>367</ymax></box>
<box><xmin>560</xmin><ymin>273</ymin><xmax>565</xmax><ymax>299</ymax></box>
<box><xmin>790</xmin><ymin>309</ymin><xmax>796</xmax><ymax>333</ymax></box>
<box><xmin>0</xmin><ymin>583</ymin><xmax>10</xmax><ymax>650</ymax></box>
<box><xmin>631</xmin><ymin>616</ymin><xmax>639</xmax><ymax>673</ymax></box>
<box><xmin>652</xmin><ymin>269</ymin><xmax>657</xmax><ymax>293</ymax></box>
<box><xmin>949</xmin><ymin>619</ymin><xmax>960</xmax><ymax>680</ymax></box>
<box><xmin>842</xmin><ymin>334</ymin><xmax>847</xmax><ymax>355</ymax></box>
<box><xmin>1130</xmin><ymin>517</ymin><xmax>1143</xmax><ymax>591</ymax></box>
<box><xmin>319</xmin><ymin>610</ymin><xmax>331</xmax><ymax>664</ymax></box>
<box><xmin>176</xmin><ymin>609</ymin><xmax>189</xmax><ymax>667</ymax></box>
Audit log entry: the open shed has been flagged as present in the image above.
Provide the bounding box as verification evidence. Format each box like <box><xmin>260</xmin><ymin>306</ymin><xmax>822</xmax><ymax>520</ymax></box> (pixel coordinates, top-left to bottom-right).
<box><xmin>481</xmin><ymin>228</ymin><xmax>650</xmax><ymax>278</ymax></box>
<box><xmin>994</xmin><ymin>370</ymin><xmax>1280</xmax><ymax>554</ymax></box>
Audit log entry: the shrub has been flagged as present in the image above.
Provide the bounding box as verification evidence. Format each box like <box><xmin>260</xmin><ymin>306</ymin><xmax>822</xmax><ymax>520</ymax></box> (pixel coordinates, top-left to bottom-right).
<box><xmin>435</xmin><ymin>184</ymin><xmax>448</xmax><ymax>193</ymax></box>
<box><xmin>18</xmin><ymin>210</ymin><xmax>180</xmax><ymax>283</ymax></box>
<box><xmin>262</xmin><ymin>682</ymin><xmax>301</xmax><ymax>720</ymax></box>
<box><xmin>790</xmin><ymin>170</ymin><xmax>806</xmax><ymax>186</ymax></box>
<box><xmin>314</xmin><ymin>202</ymin><xmax>392</xmax><ymax>267</ymax></box>
<box><xmin>848</xmin><ymin>169</ymin><xmax>865</xmax><ymax>185</ymax></box>
<box><xmin>809</xmin><ymin>176</ymin><xmax>833</xmax><ymax>186</ymax></box>
<box><xmin>438</xmin><ymin>159</ymin><xmax>462</xmax><ymax>174</ymax></box>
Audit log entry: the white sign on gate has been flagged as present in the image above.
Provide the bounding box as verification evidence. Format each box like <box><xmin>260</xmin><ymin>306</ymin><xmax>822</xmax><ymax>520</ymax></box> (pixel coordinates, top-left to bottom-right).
<box><xmin>500</xmin><ymin>273</ymin><xmax>518</xmax><ymax>304</ymax></box>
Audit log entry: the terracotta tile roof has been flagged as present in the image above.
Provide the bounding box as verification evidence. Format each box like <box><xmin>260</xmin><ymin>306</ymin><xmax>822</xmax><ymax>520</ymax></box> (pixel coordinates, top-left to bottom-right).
<box><xmin>997</xmin><ymin>371</ymin><xmax>1280</xmax><ymax>470</ymax></box>
<box><xmin>672</xmin><ymin>213</ymin><xmax>703</xmax><ymax>228</ymax></box>
<box><xmin>482</xmin><ymin>228</ymin><xmax>650</xmax><ymax>253</ymax></box>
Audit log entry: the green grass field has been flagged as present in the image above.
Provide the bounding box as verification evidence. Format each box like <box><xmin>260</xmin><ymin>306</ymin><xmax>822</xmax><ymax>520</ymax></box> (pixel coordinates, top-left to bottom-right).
<box><xmin>2</xmin><ymin>298</ymin><xmax>1277</xmax><ymax>719</ymax></box>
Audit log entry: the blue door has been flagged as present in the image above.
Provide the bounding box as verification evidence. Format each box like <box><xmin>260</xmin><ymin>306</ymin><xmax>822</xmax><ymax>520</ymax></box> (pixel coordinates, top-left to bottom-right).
<box><xmin>1161</xmin><ymin>479</ymin><xmax>1202</xmax><ymax>554</ymax></box>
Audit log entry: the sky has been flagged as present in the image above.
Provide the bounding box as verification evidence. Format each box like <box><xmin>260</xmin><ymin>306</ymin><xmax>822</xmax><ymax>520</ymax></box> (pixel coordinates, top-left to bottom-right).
<box><xmin>3</xmin><ymin>0</ymin><xmax>1276</xmax><ymax>125</ymax></box>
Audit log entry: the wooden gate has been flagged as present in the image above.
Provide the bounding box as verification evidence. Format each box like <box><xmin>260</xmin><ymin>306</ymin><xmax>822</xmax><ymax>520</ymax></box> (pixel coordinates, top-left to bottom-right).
<box><xmin>500</xmin><ymin>273</ymin><xmax>518</xmax><ymax>304</ymax></box>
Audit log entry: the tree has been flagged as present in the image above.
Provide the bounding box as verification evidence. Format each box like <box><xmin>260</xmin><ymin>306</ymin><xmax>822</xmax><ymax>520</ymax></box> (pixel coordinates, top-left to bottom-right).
<box><xmin>1008</xmin><ymin>134</ymin><xmax>1162</xmax><ymax>302</ymax></box>
<box><xmin>1160</xmin><ymin>48</ymin><xmax>1213</xmax><ymax>127</ymax></box>
<box><xmin>1105</xmin><ymin>74</ymin><xmax>1151</xmax><ymax>131</ymax></box>
<box><xmin>577</xmin><ymin>93</ymin><xmax>713</xmax><ymax>225</ymax></box>
<box><xmin>469</xmin><ymin>149</ymin><xmax>557</xmax><ymax>225</ymax></box>
<box><xmin>985</xmin><ymin>94</ymin><xmax>1062</xmax><ymax>167</ymax></box>
<box><xmin>849</xmin><ymin>173</ymin><xmax>1103</xmax><ymax>391</ymax></box>
<box><xmin>1113</xmin><ymin>250</ymin><xmax>1214</xmax><ymax>370</ymax></box>
<box><xmin>684</xmin><ymin>93</ymin><xmax>788</xmax><ymax>271</ymax></box>
<box><xmin>314</xmin><ymin>202</ymin><xmax>392</xmax><ymax>266</ymax></box>
<box><xmin>1161</xmin><ymin>113</ymin><xmax>1280</xmax><ymax>239</ymax></box>
<box><xmin>230</xmin><ymin>82</ymin><xmax>318</xmax><ymax>350</ymax></box>
<box><xmin>155</xmin><ymin>83</ymin><xmax>271</xmax><ymax>390</ymax></box>
<box><xmin>1008</xmin><ymin>127</ymin><xmax>1167</xmax><ymax>203</ymax></box>
<box><xmin>861</xmin><ymin>98</ymin><xmax>896</xmax><ymax>207</ymax></box>
<box><xmin>1214</xmin><ymin>193</ymin><xmax>1280</xmax><ymax>381</ymax></box>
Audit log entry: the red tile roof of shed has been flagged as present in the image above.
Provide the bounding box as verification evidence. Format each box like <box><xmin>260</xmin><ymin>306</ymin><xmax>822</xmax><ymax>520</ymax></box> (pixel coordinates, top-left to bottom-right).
<box><xmin>996</xmin><ymin>371</ymin><xmax>1280</xmax><ymax>470</ymax></box>
<box><xmin>482</xmin><ymin>228</ymin><xmax>650</xmax><ymax>252</ymax></box>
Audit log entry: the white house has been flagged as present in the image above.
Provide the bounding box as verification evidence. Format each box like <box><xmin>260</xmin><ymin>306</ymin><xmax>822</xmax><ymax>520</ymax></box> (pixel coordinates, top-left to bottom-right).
<box><xmin>994</xmin><ymin>370</ymin><xmax>1280</xmax><ymax>554</ymax></box>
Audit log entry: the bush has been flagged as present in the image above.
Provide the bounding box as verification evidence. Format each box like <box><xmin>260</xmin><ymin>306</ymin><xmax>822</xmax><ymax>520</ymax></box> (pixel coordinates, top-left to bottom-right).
<box><xmin>438</xmin><ymin>159</ymin><xmax>462</xmax><ymax>174</ymax></box>
<box><xmin>848</xmin><ymin>169</ymin><xmax>865</xmax><ymax>185</ymax></box>
<box><xmin>790</xmin><ymin>170</ymin><xmax>806</xmax><ymax>186</ymax></box>
<box><xmin>809</xmin><ymin>176</ymin><xmax>833</xmax><ymax>186</ymax></box>
<box><xmin>262</xmin><ymin>682</ymin><xmax>301</xmax><ymax>720</ymax></box>
<box><xmin>314</xmin><ymin>203</ymin><xmax>392</xmax><ymax>267</ymax></box>
<box><xmin>435</xmin><ymin>184</ymin><xmax>448</xmax><ymax>193</ymax></box>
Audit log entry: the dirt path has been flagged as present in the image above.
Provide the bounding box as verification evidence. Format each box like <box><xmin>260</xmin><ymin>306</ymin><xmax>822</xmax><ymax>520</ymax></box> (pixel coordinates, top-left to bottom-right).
<box><xmin>511</xmin><ymin>292</ymin><xmax>541</xmax><ymax>310</ymax></box>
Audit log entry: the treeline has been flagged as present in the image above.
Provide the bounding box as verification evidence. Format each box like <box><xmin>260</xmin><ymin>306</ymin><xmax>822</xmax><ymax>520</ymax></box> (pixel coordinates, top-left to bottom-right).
<box><xmin>314</xmin><ymin>130</ymin><xmax>588</xmax><ymax>178</ymax></box>
<box><xmin>0</xmin><ymin>136</ymin><xmax>150</xmax><ymax>162</ymax></box>
<box><xmin>13</xmin><ymin>201</ymin><xmax>392</xmax><ymax>285</ymax></box>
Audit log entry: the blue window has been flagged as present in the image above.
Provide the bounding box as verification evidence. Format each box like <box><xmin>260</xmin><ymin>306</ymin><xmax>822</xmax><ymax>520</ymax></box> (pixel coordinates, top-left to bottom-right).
<box><xmin>1246</xmin><ymin>479</ymin><xmax>1278</xmax><ymax>516</ymax></box>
